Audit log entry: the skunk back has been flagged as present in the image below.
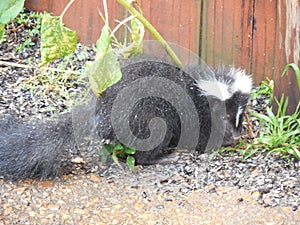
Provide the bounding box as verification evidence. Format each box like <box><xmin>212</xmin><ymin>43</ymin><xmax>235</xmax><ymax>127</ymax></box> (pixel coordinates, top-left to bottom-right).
<box><xmin>95</xmin><ymin>60</ymin><xmax>252</xmax><ymax>164</ymax></box>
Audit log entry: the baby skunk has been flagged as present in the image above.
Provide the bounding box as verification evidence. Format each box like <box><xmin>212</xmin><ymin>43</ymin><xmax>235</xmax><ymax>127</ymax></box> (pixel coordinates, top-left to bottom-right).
<box><xmin>0</xmin><ymin>59</ymin><xmax>252</xmax><ymax>179</ymax></box>
<box><xmin>95</xmin><ymin>59</ymin><xmax>252</xmax><ymax>164</ymax></box>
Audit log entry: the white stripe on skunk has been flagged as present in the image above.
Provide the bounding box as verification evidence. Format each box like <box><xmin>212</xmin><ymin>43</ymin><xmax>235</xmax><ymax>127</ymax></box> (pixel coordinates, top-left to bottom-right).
<box><xmin>194</xmin><ymin>66</ymin><xmax>252</xmax><ymax>101</ymax></box>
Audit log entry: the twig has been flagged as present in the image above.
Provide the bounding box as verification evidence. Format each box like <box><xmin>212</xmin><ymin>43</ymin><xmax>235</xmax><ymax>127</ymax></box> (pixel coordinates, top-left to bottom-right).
<box><xmin>5</xmin><ymin>24</ymin><xmax>24</xmax><ymax>33</ymax></box>
<box><xmin>245</xmin><ymin>107</ymin><xmax>255</xmax><ymax>138</ymax></box>
<box><xmin>117</xmin><ymin>0</ymin><xmax>183</xmax><ymax>68</ymax></box>
<box><xmin>110</xmin><ymin>15</ymin><xmax>135</xmax><ymax>38</ymax></box>
<box><xmin>60</xmin><ymin>0</ymin><xmax>77</xmax><ymax>21</ymax></box>
<box><xmin>0</xmin><ymin>60</ymin><xmax>82</xmax><ymax>75</ymax></box>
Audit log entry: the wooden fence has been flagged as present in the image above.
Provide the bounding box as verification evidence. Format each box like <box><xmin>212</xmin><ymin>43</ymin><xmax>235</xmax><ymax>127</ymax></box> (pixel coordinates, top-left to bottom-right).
<box><xmin>25</xmin><ymin>0</ymin><xmax>300</xmax><ymax>112</ymax></box>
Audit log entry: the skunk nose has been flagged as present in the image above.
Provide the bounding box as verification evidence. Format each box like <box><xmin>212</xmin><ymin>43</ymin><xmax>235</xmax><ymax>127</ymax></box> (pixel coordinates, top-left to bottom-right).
<box><xmin>232</xmin><ymin>135</ymin><xmax>241</xmax><ymax>145</ymax></box>
<box><xmin>222</xmin><ymin>134</ymin><xmax>241</xmax><ymax>147</ymax></box>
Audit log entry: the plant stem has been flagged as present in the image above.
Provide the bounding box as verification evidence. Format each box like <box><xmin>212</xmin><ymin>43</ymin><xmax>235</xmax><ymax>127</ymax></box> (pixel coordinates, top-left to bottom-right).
<box><xmin>117</xmin><ymin>0</ymin><xmax>183</xmax><ymax>68</ymax></box>
<box><xmin>60</xmin><ymin>0</ymin><xmax>76</xmax><ymax>21</ymax></box>
<box><xmin>102</xmin><ymin>0</ymin><xmax>109</xmax><ymax>26</ymax></box>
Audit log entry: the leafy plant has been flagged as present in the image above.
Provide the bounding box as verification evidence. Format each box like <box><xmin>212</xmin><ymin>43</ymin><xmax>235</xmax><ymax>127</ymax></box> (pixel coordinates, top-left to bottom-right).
<box><xmin>11</xmin><ymin>9</ymin><xmax>42</xmax><ymax>51</ymax></box>
<box><xmin>12</xmin><ymin>48</ymin><xmax>90</xmax><ymax>115</ymax></box>
<box><xmin>251</xmin><ymin>78</ymin><xmax>274</xmax><ymax>105</ymax></box>
<box><xmin>251</xmin><ymin>95</ymin><xmax>300</xmax><ymax>160</ymax></box>
<box><xmin>2</xmin><ymin>0</ymin><xmax>183</xmax><ymax>167</ymax></box>
<box><xmin>243</xmin><ymin>64</ymin><xmax>300</xmax><ymax>161</ymax></box>
<box><xmin>100</xmin><ymin>143</ymin><xmax>136</xmax><ymax>170</ymax></box>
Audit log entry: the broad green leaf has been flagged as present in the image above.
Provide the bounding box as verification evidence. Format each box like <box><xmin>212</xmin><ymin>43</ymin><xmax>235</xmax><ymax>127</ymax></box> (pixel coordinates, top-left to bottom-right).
<box><xmin>0</xmin><ymin>23</ymin><xmax>4</xmax><ymax>40</ymax></box>
<box><xmin>96</xmin><ymin>24</ymin><xmax>111</xmax><ymax>55</ymax></box>
<box><xmin>39</xmin><ymin>13</ymin><xmax>78</xmax><ymax>67</ymax></box>
<box><xmin>0</xmin><ymin>0</ymin><xmax>24</xmax><ymax>24</ymax></box>
<box><xmin>87</xmin><ymin>25</ymin><xmax>122</xmax><ymax>97</ymax></box>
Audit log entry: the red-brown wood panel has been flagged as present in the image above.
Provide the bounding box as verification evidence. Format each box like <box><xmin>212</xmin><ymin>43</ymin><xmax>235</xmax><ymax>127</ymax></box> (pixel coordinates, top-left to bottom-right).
<box><xmin>273</xmin><ymin>0</ymin><xmax>300</xmax><ymax>114</ymax></box>
<box><xmin>200</xmin><ymin>0</ymin><xmax>216</xmax><ymax>65</ymax></box>
<box><xmin>252</xmin><ymin>0</ymin><xmax>277</xmax><ymax>83</ymax></box>
<box><xmin>23</xmin><ymin>0</ymin><xmax>300</xmax><ymax>111</ymax></box>
<box><xmin>239</xmin><ymin>0</ymin><xmax>254</xmax><ymax>72</ymax></box>
<box><xmin>135</xmin><ymin>0</ymin><xmax>201</xmax><ymax>62</ymax></box>
<box><xmin>25</xmin><ymin>0</ymin><xmax>123</xmax><ymax>45</ymax></box>
<box><xmin>25</xmin><ymin>0</ymin><xmax>201</xmax><ymax>57</ymax></box>
<box><xmin>200</xmin><ymin>0</ymin><xmax>254</xmax><ymax>72</ymax></box>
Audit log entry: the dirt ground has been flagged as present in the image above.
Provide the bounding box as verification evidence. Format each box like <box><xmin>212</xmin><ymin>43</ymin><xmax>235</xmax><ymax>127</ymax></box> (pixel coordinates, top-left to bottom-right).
<box><xmin>1</xmin><ymin>172</ymin><xmax>299</xmax><ymax>225</ymax></box>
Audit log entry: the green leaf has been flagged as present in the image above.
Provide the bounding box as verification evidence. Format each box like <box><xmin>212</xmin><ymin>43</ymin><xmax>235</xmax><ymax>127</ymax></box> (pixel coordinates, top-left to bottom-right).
<box><xmin>103</xmin><ymin>144</ymin><xmax>113</xmax><ymax>153</ymax></box>
<box><xmin>96</xmin><ymin>24</ymin><xmax>111</xmax><ymax>54</ymax></box>
<box><xmin>112</xmin><ymin>150</ymin><xmax>123</xmax><ymax>169</ymax></box>
<box><xmin>100</xmin><ymin>144</ymin><xmax>113</xmax><ymax>163</ymax></box>
<box><xmin>126</xmin><ymin>156</ymin><xmax>135</xmax><ymax>170</ymax></box>
<box><xmin>129</xmin><ymin>17</ymin><xmax>144</xmax><ymax>55</ymax></box>
<box><xmin>0</xmin><ymin>0</ymin><xmax>24</xmax><ymax>24</ymax></box>
<box><xmin>113</xmin><ymin>143</ymin><xmax>124</xmax><ymax>151</ymax></box>
<box><xmin>125</xmin><ymin>147</ymin><xmax>136</xmax><ymax>155</ymax></box>
<box><xmin>87</xmin><ymin>25</ymin><xmax>122</xmax><ymax>97</ymax></box>
<box><xmin>39</xmin><ymin>13</ymin><xmax>78</xmax><ymax>67</ymax></box>
<box><xmin>0</xmin><ymin>23</ymin><xmax>4</xmax><ymax>40</ymax></box>
<box><xmin>282</xmin><ymin>63</ymin><xmax>300</xmax><ymax>90</ymax></box>
<box><xmin>120</xmin><ymin>17</ymin><xmax>145</xmax><ymax>59</ymax></box>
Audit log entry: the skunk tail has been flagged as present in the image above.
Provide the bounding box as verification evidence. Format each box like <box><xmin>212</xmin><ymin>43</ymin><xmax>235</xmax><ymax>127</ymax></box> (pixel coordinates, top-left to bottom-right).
<box><xmin>0</xmin><ymin>114</ymin><xmax>75</xmax><ymax>180</ymax></box>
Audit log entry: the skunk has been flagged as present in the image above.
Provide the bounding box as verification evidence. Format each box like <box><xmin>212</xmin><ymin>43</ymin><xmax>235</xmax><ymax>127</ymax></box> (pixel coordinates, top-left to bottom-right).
<box><xmin>0</xmin><ymin>59</ymin><xmax>252</xmax><ymax>179</ymax></box>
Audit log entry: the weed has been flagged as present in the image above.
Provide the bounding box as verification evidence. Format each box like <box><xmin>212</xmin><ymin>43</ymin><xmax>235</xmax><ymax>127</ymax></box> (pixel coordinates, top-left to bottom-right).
<box><xmin>251</xmin><ymin>78</ymin><xmax>274</xmax><ymax>105</ymax></box>
<box><xmin>13</xmin><ymin>50</ymin><xmax>91</xmax><ymax>115</ymax></box>
<box><xmin>252</xmin><ymin>95</ymin><xmax>300</xmax><ymax>160</ymax></box>
<box><xmin>13</xmin><ymin>8</ymin><xmax>42</xmax><ymax>51</ymax></box>
<box><xmin>100</xmin><ymin>143</ymin><xmax>136</xmax><ymax>170</ymax></box>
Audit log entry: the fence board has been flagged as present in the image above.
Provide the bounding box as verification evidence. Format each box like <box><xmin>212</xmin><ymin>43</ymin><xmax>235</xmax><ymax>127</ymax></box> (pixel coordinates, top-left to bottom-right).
<box><xmin>273</xmin><ymin>0</ymin><xmax>300</xmax><ymax>113</ymax></box>
<box><xmin>25</xmin><ymin>0</ymin><xmax>200</xmax><ymax>54</ymax></box>
<box><xmin>24</xmin><ymin>0</ymin><xmax>300</xmax><ymax>112</ymax></box>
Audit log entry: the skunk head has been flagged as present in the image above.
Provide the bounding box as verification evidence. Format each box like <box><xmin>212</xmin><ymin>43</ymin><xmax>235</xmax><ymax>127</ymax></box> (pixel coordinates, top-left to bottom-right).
<box><xmin>195</xmin><ymin>66</ymin><xmax>252</xmax><ymax>147</ymax></box>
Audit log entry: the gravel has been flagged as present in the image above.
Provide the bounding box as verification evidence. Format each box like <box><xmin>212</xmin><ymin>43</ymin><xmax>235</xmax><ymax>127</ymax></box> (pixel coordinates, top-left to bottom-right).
<box><xmin>0</xmin><ymin>8</ymin><xmax>299</xmax><ymax>217</ymax></box>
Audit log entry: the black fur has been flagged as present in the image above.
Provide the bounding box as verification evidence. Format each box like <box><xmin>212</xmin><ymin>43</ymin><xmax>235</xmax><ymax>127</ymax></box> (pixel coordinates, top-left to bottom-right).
<box><xmin>0</xmin><ymin>59</ymin><xmax>251</xmax><ymax>179</ymax></box>
<box><xmin>0</xmin><ymin>114</ymin><xmax>74</xmax><ymax>179</ymax></box>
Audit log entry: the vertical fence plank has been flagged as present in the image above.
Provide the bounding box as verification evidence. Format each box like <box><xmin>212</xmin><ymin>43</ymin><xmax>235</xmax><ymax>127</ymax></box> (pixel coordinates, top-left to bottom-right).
<box><xmin>251</xmin><ymin>0</ymin><xmax>277</xmax><ymax>83</ymax></box>
<box><xmin>200</xmin><ymin>0</ymin><xmax>216</xmax><ymax>65</ymax></box>
<box><xmin>136</xmin><ymin>0</ymin><xmax>201</xmax><ymax>55</ymax></box>
<box><xmin>238</xmin><ymin>0</ymin><xmax>254</xmax><ymax>72</ymax></box>
<box><xmin>273</xmin><ymin>0</ymin><xmax>300</xmax><ymax>113</ymax></box>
